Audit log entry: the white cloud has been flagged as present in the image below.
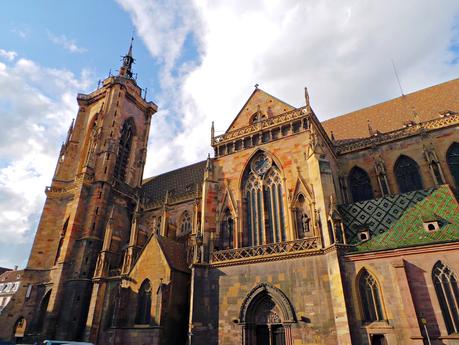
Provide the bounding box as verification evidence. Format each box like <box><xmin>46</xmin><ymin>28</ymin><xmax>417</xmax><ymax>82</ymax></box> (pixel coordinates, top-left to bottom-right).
<box><xmin>47</xmin><ymin>31</ymin><xmax>88</xmax><ymax>54</ymax></box>
<box><xmin>11</xmin><ymin>27</ymin><xmax>29</xmax><ymax>39</ymax></box>
<box><xmin>119</xmin><ymin>0</ymin><xmax>459</xmax><ymax>178</ymax></box>
<box><xmin>0</xmin><ymin>55</ymin><xmax>92</xmax><ymax>267</ymax></box>
<box><xmin>0</xmin><ymin>49</ymin><xmax>17</xmax><ymax>61</ymax></box>
<box><xmin>3</xmin><ymin>0</ymin><xmax>459</xmax><ymax>268</ymax></box>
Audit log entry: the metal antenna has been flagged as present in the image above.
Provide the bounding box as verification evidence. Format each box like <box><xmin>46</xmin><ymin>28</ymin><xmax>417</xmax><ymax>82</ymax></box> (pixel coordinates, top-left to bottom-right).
<box><xmin>391</xmin><ymin>59</ymin><xmax>404</xmax><ymax>96</ymax></box>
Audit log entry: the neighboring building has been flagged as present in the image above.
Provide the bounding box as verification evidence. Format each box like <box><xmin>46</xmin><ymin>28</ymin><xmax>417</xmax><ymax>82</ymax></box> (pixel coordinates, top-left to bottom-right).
<box><xmin>0</xmin><ymin>268</ymin><xmax>21</xmax><ymax>314</ymax></box>
<box><xmin>0</xmin><ymin>267</ymin><xmax>11</xmax><ymax>276</ymax></box>
<box><xmin>0</xmin><ymin>43</ymin><xmax>459</xmax><ymax>345</ymax></box>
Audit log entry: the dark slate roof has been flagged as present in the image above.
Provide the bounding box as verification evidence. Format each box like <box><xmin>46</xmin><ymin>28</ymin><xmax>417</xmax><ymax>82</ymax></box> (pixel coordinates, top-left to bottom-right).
<box><xmin>0</xmin><ymin>267</ymin><xmax>11</xmax><ymax>276</ymax></box>
<box><xmin>339</xmin><ymin>188</ymin><xmax>436</xmax><ymax>245</ymax></box>
<box><xmin>156</xmin><ymin>236</ymin><xmax>190</xmax><ymax>273</ymax></box>
<box><xmin>0</xmin><ymin>269</ymin><xmax>23</xmax><ymax>282</ymax></box>
<box><xmin>141</xmin><ymin>160</ymin><xmax>207</xmax><ymax>204</ymax></box>
<box><xmin>341</xmin><ymin>186</ymin><xmax>459</xmax><ymax>253</ymax></box>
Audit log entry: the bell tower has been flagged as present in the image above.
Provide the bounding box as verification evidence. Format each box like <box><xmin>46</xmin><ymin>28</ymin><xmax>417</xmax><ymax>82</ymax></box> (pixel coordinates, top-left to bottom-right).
<box><xmin>23</xmin><ymin>40</ymin><xmax>158</xmax><ymax>341</ymax></box>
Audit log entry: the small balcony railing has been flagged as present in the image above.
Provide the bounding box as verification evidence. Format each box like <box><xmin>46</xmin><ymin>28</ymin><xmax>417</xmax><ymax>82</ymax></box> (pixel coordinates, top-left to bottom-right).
<box><xmin>211</xmin><ymin>237</ymin><xmax>320</xmax><ymax>265</ymax></box>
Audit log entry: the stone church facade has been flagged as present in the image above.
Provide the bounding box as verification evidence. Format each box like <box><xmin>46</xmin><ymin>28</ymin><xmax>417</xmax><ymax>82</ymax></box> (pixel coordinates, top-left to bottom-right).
<box><xmin>1</xmin><ymin>45</ymin><xmax>459</xmax><ymax>345</ymax></box>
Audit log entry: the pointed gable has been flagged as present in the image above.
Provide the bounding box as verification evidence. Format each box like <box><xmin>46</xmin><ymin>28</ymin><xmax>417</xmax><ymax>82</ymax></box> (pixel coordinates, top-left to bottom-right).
<box><xmin>227</xmin><ymin>88</ymin><xmax>295</xmax><ymax>132</ymax></box>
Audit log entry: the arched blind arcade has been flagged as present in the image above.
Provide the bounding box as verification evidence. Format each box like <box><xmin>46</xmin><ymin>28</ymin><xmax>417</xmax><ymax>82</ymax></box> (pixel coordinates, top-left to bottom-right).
<box><xmin>394</xmin><ymin>155</ymin><xmax>423</xmax><ymax>193</ymax></box>
<box><xmin>349</xmin><ymin>167</ymin><xmax>374</xmax><ymax>202</ymax></box>
<box><xmin>220</xmin><ymin>208</ymin><xmax>234</xmax><ymax>249</ymax></box>
<box><xmin>114</xmin><ymin>119</ymin><xmax>134</xmax><ymax>181</ymax></box>
<box><xmin>135</xmin><ymin>279</ymin><xmax>152</xmax><ymax>325</ymax></box>
<box><xmin>244</xmin><ymin>152</ymin><xmax>286</xmax><ymax>247</ymax></box>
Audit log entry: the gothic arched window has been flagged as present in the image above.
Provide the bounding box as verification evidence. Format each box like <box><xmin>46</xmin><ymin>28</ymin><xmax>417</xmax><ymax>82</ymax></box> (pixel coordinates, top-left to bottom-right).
<box><xmin>135</xmin><ymin>279</ymin><xmax>152</xmax><ymax>325</ymax></box>
<box><xmin>220</xmin><ymin>208</ymin><xmax>234</xmax><ymax>249</ymax></box>
<box><xmin>263</xmin><ymin>168</ymin><xmax>286</xmax><ymax>243</ymax></box>
<box><xmin>54</xmin><ymin>217</ymin><xmax>69</xmax><ymax>265</ymax></box>
<box><xmin>295</xmin><ymin>194</ymin><xmax>310</xmax><ymax>239</ymax></box>
<box><xmin>114</xmin><ymin>119</ymin><xmax>135</xmax><ymax>182</ymax></box>
<box><xmin>243</xmin><ymin>152</ymin><xmax>286</xmax><ymax>247</ymax></box>
<box><xmin>432</xmin><ymin>261</ymin><xmax>459</xmax><ymax>334</ymax></box>
<box><xmin>179</xmin><ymin>211</ymin><xmax>192</xmax><ymax>236</ymax></box>
<box><xmin>394</xmin><ymin>155</ymin><xmax>423</xmax><ymax>193</ymax></box>
<box><xmin>349</xmin><ymin>167</ymin><xmax>374</xmax><ymax>202</ymax></box>
<box><xmin>447</xmin><ymin>143</ymin><xmax>459</xmax><ymax>188</ymax></box>
<box><xmin>36</xmin><ymin>290</ymin><xmax>51</xmax><ymax>332</ymax></box>
<box><xmin>358</xmin><ymin>269</ymin><xmax>385</xmax><ymax>322</ymax></box>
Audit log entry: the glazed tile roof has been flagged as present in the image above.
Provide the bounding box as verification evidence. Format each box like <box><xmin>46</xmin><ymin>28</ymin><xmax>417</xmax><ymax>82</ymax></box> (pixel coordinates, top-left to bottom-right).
<box><xmin>322</xmin><ymin>78</ymin><xmax>459</xmax><ymax>140</ymax></box>
<box><xmin>339</xmin><ymin>188</ymin><xmax>436</xmax><ymax>245</ymax></box>
<box><xmin>342</xmin><ymin>186</ymin><xmax>459</xmax><ymax>253</ymax></box>
<box><xmin>156</xmin><ymin>236</ymin><xmax>190</xmax><ymax>273</ymax></box>
<box><xmin>141</xmin><ymin>160</ymin><xmax>207</xmax><ymax>204</ymax></box>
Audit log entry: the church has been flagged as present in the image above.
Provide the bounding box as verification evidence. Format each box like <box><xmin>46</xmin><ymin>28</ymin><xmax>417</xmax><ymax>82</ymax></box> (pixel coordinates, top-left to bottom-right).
<box><xmin>1</xmin><ymin>43</ymin><xmax>459</xmax><ymax>345</ymax></box>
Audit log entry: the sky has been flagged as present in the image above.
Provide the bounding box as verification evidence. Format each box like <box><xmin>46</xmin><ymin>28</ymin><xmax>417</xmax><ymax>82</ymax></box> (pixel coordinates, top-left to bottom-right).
<box><xmin>1</xmin><ymin>0</ymin><xmax>459</xmax><ymax>268</ymax></box>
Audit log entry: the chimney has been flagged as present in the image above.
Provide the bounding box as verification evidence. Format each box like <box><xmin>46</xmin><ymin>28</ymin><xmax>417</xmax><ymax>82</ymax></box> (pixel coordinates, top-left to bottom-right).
<box><xmin>14</xmin><ymin>265</ymin><xmax>18</xmax><ymax>271</ymax></box>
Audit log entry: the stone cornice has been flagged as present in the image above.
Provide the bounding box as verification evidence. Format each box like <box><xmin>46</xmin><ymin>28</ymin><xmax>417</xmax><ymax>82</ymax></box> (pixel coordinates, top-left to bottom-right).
<box><xmin>334</xmin><ymin>113</ymin><xmax>459</xmax><ymax>154</ymax></box>
<box><xmin>344</xmin><ymin>240</ymin><xmax>459</xmax><ymax>261</ymax></box>
<box><xmin>213</xmin><ymin>106</ymin><xmax>309</xmax><ymax>144</ymax></box>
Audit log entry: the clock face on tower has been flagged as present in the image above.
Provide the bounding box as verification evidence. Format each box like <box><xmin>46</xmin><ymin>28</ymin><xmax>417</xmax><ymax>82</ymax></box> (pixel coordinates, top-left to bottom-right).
<box><xmin>251</xmin><ymin>153</ymin><xmax>272</xmax><ymax>175</ymax></box>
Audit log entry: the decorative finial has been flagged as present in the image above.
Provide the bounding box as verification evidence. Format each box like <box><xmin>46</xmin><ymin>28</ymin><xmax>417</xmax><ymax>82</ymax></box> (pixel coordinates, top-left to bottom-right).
<box><xmin>119</xmin><ymin>36</ymin><xmax>135</xmax><ymax>79</ymax></box>
<box><xmin>211</xmin><ymin>121</ymin><xmax>215</xmax><ymax>140</ymax></box>
<box><xmin>206</xmin><ymin>153</ymin><xmax>212</xmax><ymax>172</ymax></box>
<box><xmin>304</xmin><ymin>87</ymin><xmax>310</xmax><ymax>109</ymax></box>
<box><xmin>367</xmin><ymin>119</ymin><xmax>375</xmax><ymax>136</ymax></box>
<box><xmin>164</xmin><ymin>190</ymin><xmax>169</xmax><ymax>204</ymax></box>
<box><xmin>254</xmin><ymin>83</ymin><xmax>259</xmax><ymax>89</ymax></box>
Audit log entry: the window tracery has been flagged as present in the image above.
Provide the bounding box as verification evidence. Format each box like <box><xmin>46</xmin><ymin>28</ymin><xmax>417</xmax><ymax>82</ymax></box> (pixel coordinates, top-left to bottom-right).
<box><xmin>432</xmin><ymin>261</ymin><xmax>459</xmax><ymax>334</ymax></box>
<box><xmin>243</xmin><ymin>152</ymin><xmax>286</xmax><ymax>247</ymax></box>
<box><xmin>179</xmin><ymin>211</ymin><xmax>192</xmax><ymax>236</ymax></box>
<box><xmin>114</xmin><ymin>119</ymin><xmax>134</xmax><ymax>182</ymax></box>
<box><xmin>358</xmin><ymin>269</ymin><xmax>385</xmax><ymax>323</ymax></box>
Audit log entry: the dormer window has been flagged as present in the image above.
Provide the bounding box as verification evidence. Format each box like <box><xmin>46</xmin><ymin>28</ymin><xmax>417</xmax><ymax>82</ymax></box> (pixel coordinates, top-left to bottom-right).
<box><xmin>358</xmin><ymin>230</ymin><xmax>370</xmax><ymax>242</ymax></box>
<box><xmin>423</xmin><ymin>221</ymin><xmax>440</xmax><ymax>232</ymax></box>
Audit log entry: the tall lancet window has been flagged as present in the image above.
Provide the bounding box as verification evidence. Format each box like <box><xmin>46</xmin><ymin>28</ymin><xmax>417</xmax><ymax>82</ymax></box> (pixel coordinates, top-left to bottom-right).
<box><xmin>432</xmin><ymin>261</ymin><xmax>459</xmax><ymax>334</ymax></box>
<box><xmin>349</xmin><ymin>166</ymin><xmax>374</xmax><ymax>202</ymax></box>
<box><xmin>114</xmin><ymin>119</ymin><xmax>135</xmax><ymax>182</ymax></box>
<box><xmin>447</xmin><ymin>143</ymin><xmax>459</xmax><ymax>188</ymax></box>
<box><xmin>264</xmin><ymin>168</ymin><xmax>286</xmax><ymax>243</ymax></box>
<box><xmin>394</xmin><ymin>155</ymin><xmax>423</xmax><ymax>193</ymax></box>
<box><xmin>245</xmin><ymin>174</ymin><xmax>264</xmax><ymax>246</ymax></box>
<box><xmin>358</xmin><ymin>269</ymin><xmax>385</xmax><ymax>322</ymax></box>
<box><xmin>243</xmin><ymin>152</ymin><xmax>286</xmax><ymax>247</ymax></box>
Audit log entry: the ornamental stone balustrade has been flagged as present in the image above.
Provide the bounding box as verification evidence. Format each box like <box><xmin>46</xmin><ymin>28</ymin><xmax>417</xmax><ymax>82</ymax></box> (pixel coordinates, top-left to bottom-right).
<box><xmin>211</xmin><ymin>237</ymin><xmax>321</xmax><ymax>266</ymax></box>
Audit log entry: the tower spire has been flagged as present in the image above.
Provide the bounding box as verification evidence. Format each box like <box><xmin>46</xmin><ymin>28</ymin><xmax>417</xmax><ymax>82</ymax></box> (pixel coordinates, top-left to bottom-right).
<box><xmin>119</xmin><ymin>36</ymin><xmax>135</xmax><ymax>79</ymax></box>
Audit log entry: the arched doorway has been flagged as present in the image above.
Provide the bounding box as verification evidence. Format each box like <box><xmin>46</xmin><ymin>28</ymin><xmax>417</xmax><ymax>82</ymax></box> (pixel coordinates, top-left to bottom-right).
<box><xmin>240</xmin><ymin>284</ymin><xmax>296</xmax><ymax>345</ymax></box>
